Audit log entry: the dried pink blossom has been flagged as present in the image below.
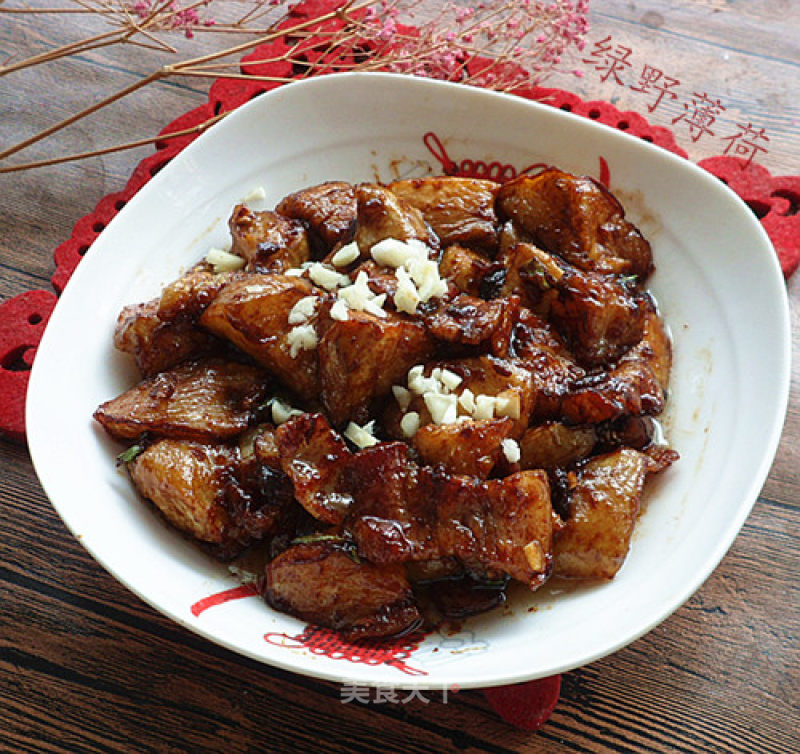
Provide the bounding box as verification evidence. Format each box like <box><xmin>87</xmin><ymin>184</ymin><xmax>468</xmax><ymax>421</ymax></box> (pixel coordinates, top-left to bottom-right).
<box><xmin>355</xmin><ymin>0</ymin><xmax>591</xmax><ymax>92</ymax></box>
<box><xmin>117</xmin><ymin>1</ymin><xmax>589</xmax><ymax>92</ymax></box>
<box><xmin>126</xmin><ymin>0</ymin><xmax>215</xmax><ymax>37</ymax></box>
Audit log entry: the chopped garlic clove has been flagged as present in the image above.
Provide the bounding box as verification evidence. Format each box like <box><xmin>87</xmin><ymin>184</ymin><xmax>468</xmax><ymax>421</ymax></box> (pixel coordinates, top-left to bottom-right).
<box><xmin>371</xmin><ymin>237</ymin><xmax>428</xmax><ymax>269</ymax></box>
<box><xmin>330</xmin><ymin>298</ymin><xmax>350</xmax><ymax>321</ymax></box>
<box><xmin>409</xmin><ymin>371</ymin><xmax>439</xmax><ymax>397</ymax></box>
<box><xmin>495</xmin><ymin>391</ymin><xmax>521</xmax><ymax>420</ymax></box>
<box><xmin>331</xmin><ymin>241</ymin><xmax>360</xmax><ymax>267</ymax></box>
<box><xmin>501</xmin><ymin>437</ymin><xmax>521</xmax><ymax>464</ymax></box>
<box><xmin>457</xmin><ymin>388</ymin><xmax>476</xmax><ymax>414</ymax></box>
<box><xmin>344</xmin><ymin>420</ymin><xmax>379</xmax><ymax>448</ymax></box>
<box><xmin>338</xmin><ymin>272</ymin><xmax>387</xmax><ymax>318</ymax></box>
<box><xmin>523</xmin><ymin>540</ymin><xmax>545</xmax><ymax>571</ymax></box>
<box><xmin>287</xmin><ymin>295</ymin><xmax>319</xmax><ymax>324</ymax></box>
<box><xmin>363</xmin><ymin>293</ymin><xmax>388</xmax><ymax>318</ymax></box>
<box><xmin>473</xmin><ymin>394</ymin><xmax>496</xmax><ymax>420</ymax></box>
<box><xmin>439</xmin><ymin>368</ymin><xmax>462</xmax><ymax>392</ymax></box>
<box><xmin>285</xmin><ymin>261</ymin><xmax>314</xmax><ymax>278</ymax></box>
<box><xmin>205</xmin><ymin>247</ymin><xmax>246</xmax><ymax>273</ymax></box>
<box><xmin>271</xmin><ymin>398</ymin><xmax>303</xmax><ymax>425</ymax></box>
<box><xmin>243</xmin><ymin>185</ymin><xmax>267</xmax><ymax>204</ymax></box>
<box><xmin>309</xmin><ymin>262</ymin><xmax>350</xmax><ymax>291</ymax></box>
<box><xmin>407</xmin><ymin>365</ymin><xmax>425</xmax><ymax>383</ymax></box>
<box><xmin>410</xmin><ymin>258</ymin><xmax>447</xmax><ymax>302</ymax></box>
<box><xmin>394</xmin><ymin>266</ymin><xmax>420</xmax><ymax>315</ymax></box>
<box><xmin>400</xmin><ymin>411</ymin><xmax>421</xmax><ymax>438</ymax></box>
<box><xmin>424</xmin><ymin>393</ymin><xmax>458</xmax><ymax>425</ymax></box>
<box><xmin>287</xmin><ymin>323</ymin><xmax>318</xmax><ymax>357</ymax></box>
<box><xmin>392</xmin><ymin>385</ymin><xmax>412</xmax><ymax>411</ymax></box>
<box><xmin>370</xmin><ymin>238</ymin><xmax>409</xmax><ymax>268</ymax></box>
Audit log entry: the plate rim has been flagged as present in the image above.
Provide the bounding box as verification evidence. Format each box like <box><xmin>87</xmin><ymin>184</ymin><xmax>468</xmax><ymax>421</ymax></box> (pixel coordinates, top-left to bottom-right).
<box><xmin>26</xmin><ymin>72</ymin><xmax>792</xmax><ymax>690</ymax></box>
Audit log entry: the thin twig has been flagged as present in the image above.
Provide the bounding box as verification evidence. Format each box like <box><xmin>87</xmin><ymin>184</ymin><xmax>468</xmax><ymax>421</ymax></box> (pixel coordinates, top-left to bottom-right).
<box><xmin>173</xmin><ymin>69</ymin><xmax>294</xmax><ymax>82</ymax></box>
<box><xmin>0</xmin><ymin>70</ymin><xmax>165</xmax><ymax>161</ymax></box>
<box><xmin>0</xmin><ymin>6</ymin><xmax>98</xmax><ymax>12</ymax></box>
<box><xmin>0</xmin><ymin>110</ymin><xmax>228</xmax><ymax>173</ymax></box>
<box><xmin>0</xmin><ymin>27</ymin><xmax>123</xmax><ymax>75</ymax></box>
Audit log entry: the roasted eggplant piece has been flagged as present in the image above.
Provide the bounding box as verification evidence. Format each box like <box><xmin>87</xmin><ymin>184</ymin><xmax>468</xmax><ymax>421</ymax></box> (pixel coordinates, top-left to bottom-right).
<box><xmin>128</xmin><ymin>439</ymin><xmax>240</xmax><ymax>552</ymax></box>
<box><xmin>274</xmin><ymin>413</ymin><xmax>354</xmax><ymax>525</ymax></box>
<box><xmin>432</xmin><ymin>467</ymin><xmax>554</xmax><ymax>588</ymax></box>
<box><xmin>229</xmin><ymin>425</ymin><xmax>297</xmax><ymax>542</ymax></box>
<box><xmin>94</xmin><ymin>358</ymin><xmax>270</xmax><ymax>442</ymax></box>
<box><xmin>519</xmin><ymin>421</ymin><xmax>597</xmax><ymax>470</ymax></box>
<box><xmin>157</xmin><ymin>262</ymin><xmax>238</xmax><ymax>322</ymax></box>
<box><xmin>127</xmin><ymin>437</ymin><xmax>289</xmax><ymax>558</ymax></box>
<box><xmin>508</xmin><ymin>307</ymin><xmax>584</xmax><ymax>421</ymax></box>
<box><xmin>502</xmin><ymin>242</ymin><xmax>647</xmax><ymax>368</ymax></box>
<box><xmin>496</xmin><ymin>168</ymin><xmax>654</xmax><ymax>279</ymax></box>
<box><xmin>438</xmin><ymin>244</ymin><xmax>498</xmax><ymax>297</ymax></box>
<box><xmin>200</xmin><ymin>274</ymin><xmax>323</xmax><ymax>398</ymax></box>
<box><xmin>560</xmin><ymin>298</ymin><xmax>671</xmax><ymax>424</ymax></box>
<box><xmin>390</xmin><ymin>176</ymin><xmax>499</xmax><ymax>251</ymax></box>
<box><xmin>424</xmin><ymin>293</ymin><xmax>513</xmax><ymax>348</ymax></box>
<box><xmin>546</xmin><ymin>267</ymin><xmax>647</xmax><ymax>369</ymax></box>
<box><xmin>318</xmin><ymin>308</ymin><xmax>434</xmax><ymax>426</ymax></box>
<box><xmin>510</xmin><ymin>305</ymin><xmax>575</xmax><ymax>362</ymax></box>
<box><xmin>276</xmin><ymin>181</ymin><xmax>356</xmax><ymax>252</ymax></box>
<box><xmin>553</xmin><ymin>448</ymin><xmax>648</xmax><ymax>579</ymax></box>
<box><xmin>496</xmin><ymin>240</ymin><xmax>555</xmax><ymax>312</ymax></box>
<box><xmin>345</xmin><ymin>443</ymin><xmax>553</xmax><ymax>587</ymax></box>
<box><xmin>228</xmin><ymin>204</ymin><xmax>311</xmax><ymax>273</ymax></box>
<box><xmin>560</xmin><ymin>360</ymin><xmax>664</xmax><ymax>425</ymax></box>
<box><xmin>354</xmin><ymin>183</ymin><xmax>437</xmax><ymax>255</ymax></box>
<box><xmin>345</xmin><ymin>442</ymin><xmax>439</xmax><ymax>563</ymax></box>
<box><xmin>425</xmin><ymin>575</ymin><xmax>508</xmax><ymax>620</ymax></box>
<box><xmin>620</xmin><ymin>297</ymin><xmax>672</xmax><ymax>393</ymax></box>
<box><xmin>114</xmin><ymin>298</ymin><xmax>219</xmax><ymax>377</ymax></box>
<box><xmin>265</xmin><ymin>541</ymin><xmax>421</xmax><ymax>640</ymax></box>
<box><xmin>413</xmin><ymin>417</ymin><xmax>514</xmax><ymax>479</ymax></box>
<box><xmin>114</xmin><ymin>262</ymin><xmax>238</xmax><ymax>377</ymax></box>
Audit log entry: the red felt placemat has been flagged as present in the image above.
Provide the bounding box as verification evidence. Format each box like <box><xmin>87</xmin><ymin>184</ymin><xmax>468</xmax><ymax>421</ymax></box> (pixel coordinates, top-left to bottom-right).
<box><xmin>3</xmin><ymin>0</ymin><xmax>799</xmax><ymax>729</ymax></box>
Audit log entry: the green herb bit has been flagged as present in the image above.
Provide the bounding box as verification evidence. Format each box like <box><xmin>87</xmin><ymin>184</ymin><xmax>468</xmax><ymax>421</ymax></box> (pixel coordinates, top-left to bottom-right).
<box><xmin>344</xmin><ymin>544</ymin><xmax>362</xmax><ymax>565</ymax></box>
<box><xmin>116</xmin><ymin>444</ymin><xmax>143</xmax><ymax>465</ymax></box>
<box><xmin>524</xmin><ymin>260</ymin><xmax>553</xmax><ymax>290</ymax></box>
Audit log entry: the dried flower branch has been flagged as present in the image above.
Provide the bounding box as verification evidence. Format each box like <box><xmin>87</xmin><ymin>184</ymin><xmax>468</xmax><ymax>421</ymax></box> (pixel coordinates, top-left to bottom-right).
<box><xmin>0</xmin><ymin>1</ymin><xmax>276</xmax><ymax>75</ymax></box>
<box><xmin>352</xmin><ymin>0</ymin><xmax>590</xmax><ymax>91</ymax></box>
<box><xmin>0</xmin><ymin>2</ymin><xmax>374</xmax><ymax>168</ymax></box>
<box><xmin>0</xmin><ymin>0</ymin><xmax>590</xmax><ymax>172</ymax></box>
<box><xmin>0</xmin><ymin>112</ymin><xmax>228</xmax><ymax>173</ymax></box>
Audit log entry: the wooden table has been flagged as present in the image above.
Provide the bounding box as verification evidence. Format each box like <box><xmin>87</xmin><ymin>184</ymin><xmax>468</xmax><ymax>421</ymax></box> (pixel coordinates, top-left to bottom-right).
<box><xmin>1</xmin><ymin>2</ymin><xmax>798</xmax><ymax>751</ymax></box>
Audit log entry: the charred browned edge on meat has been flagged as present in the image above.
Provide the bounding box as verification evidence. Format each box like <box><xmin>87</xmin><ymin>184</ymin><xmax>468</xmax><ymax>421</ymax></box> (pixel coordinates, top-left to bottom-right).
<box><xmin>94</xmin><ymin>169</ymin><xmax>678</xmax><ymax>640</ymax></box>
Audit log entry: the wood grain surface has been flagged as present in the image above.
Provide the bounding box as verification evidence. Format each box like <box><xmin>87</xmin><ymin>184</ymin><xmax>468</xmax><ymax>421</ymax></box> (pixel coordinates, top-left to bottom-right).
<box><xmin>1</xmin><ymin>2</ymin><xmax>798</xmax><ymax>752</ymax></box>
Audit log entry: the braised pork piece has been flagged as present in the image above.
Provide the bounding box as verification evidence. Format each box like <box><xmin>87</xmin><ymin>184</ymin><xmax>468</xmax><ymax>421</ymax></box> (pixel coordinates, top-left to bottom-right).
<box><xmin>95</xmin><ymin>169</ymin><xmax>678</xmax><ymax>639</ymax></box>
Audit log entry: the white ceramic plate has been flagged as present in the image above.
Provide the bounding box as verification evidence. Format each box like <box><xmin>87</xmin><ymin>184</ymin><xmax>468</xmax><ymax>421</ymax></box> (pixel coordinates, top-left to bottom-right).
<box><xmin>27</xmin><ymin>73</ymin><xmax>791</xmax><ymax>690</ymax></box>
